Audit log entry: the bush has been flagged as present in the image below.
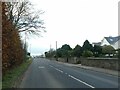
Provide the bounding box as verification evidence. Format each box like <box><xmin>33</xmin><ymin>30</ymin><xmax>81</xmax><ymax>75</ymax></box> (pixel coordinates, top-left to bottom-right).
<box><xmin>82</xmin><ymin>50</ymin><xmax>93</xmax><ymax>57</ymax></box>
<box><xmin>118</xmin><ymin>49</ymin><xmax>120</xmax><ymax>59</ymax></box>
<box><xmin>102</xmin><ymin>45</ymin><xmax>115</xmax><ymax>57</ymax></box>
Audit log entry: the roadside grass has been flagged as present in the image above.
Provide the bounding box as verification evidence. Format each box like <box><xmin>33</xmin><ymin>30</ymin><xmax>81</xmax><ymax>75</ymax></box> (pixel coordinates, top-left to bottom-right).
<box><xmin>0</xmin><ymin>82</ymin><xmax>2</xmax><ymax>90</ymax></box>
<box><xmin>2</xmin><ymin>58</ymin><xmax>32</xmax><ymax>88</ymax></box>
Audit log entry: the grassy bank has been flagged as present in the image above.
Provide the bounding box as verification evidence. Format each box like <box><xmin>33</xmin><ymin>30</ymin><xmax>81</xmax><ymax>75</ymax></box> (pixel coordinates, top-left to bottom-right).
<box><xmin>2</xmin><ymin>59</ymin><xmax>32</xmax><ymax>88</ymax></box>
<box><xmin>0</xmin><ymin>82</ymin><xmax>2</xmax><ymax>90</ymax></box>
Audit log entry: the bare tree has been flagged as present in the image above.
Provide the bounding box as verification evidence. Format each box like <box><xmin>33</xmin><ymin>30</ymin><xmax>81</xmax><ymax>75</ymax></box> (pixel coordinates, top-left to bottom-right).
<box><xmin>5</xmin><ymin>1</ymin><xmax>45</xmax><ymax>35</ymax></box>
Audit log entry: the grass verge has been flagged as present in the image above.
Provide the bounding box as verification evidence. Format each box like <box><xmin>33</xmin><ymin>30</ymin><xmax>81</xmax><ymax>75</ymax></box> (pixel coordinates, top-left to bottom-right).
<box><xmin>0</xmin><ymin>82</ymin><xmax>2</xmax><ymax>90</ymax></box>
<box><xmin>2</xmin><ymin>59</ymin><xmax>32</xmax><ymax>88</ymax></box>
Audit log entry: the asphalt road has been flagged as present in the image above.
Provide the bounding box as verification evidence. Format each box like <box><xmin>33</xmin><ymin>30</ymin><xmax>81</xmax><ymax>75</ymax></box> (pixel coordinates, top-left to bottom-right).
<box><xmin>20</xmin><ymin>58</ymin><xmax>119</xmax><ymax>88</ymax></box>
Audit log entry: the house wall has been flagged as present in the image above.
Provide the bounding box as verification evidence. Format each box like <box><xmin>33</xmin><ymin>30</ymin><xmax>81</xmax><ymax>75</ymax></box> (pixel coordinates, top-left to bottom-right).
<box><xmin>113</xmin><ymin>40</ymin><xmax>120</xmax><ymax>49</ymax></box>
<box><xmin>101</xmin><ymin>38</ymin><xmax>110</xmax><ymax>46</ymax></box>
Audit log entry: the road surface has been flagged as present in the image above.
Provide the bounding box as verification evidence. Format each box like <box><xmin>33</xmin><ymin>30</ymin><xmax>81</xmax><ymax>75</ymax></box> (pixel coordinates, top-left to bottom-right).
<box><xmin>20</xmin><ymin>58</ymin><xmax>119</xmax><ymax>88</ymax></box>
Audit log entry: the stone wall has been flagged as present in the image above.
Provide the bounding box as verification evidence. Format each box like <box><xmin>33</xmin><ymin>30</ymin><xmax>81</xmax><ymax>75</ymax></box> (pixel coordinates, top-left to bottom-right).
<box><xmin>79</xmin><ymin>58</ymin><xmax>119</xmax><ymax>71</ymax></box>
<box><xmin>56</xmin><ymin>57</ymin><xmax>119</xmax><ymax>71</ymax></box>
<box><xmin>57</xmin><ymin>57</ymin><xmax>79</xmax><ymax>64</ymax></box>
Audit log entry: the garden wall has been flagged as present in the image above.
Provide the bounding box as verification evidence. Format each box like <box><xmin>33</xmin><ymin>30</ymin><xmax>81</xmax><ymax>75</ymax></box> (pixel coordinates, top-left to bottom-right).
<box><xmin>55</xmin><ymin>57</ymin><xmax>119</xmax><ymax>71</ymax></box>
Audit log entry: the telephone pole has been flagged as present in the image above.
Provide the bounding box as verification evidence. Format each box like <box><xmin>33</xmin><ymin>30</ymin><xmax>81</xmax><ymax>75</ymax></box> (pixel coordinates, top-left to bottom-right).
<box><xmin>50</xmin><ymin>44</ymin><xmax>51</xmax><ymax>59</ymax></box>
<box><xmin>30</xmin><ymin>44</ymin><xmax>31</xmax><ymax>54</ymax></box>
<box><xmin>24</xmin><ymin>32</ymin><xmax>27</xmax><ymax>60</ymax></box>
<box><xmin>56</xmin><ymin>41</ymin><xmax>58</xmax><ymax>61</ymax></box>
<box><xmin>50</xmin><ymin>44</ymin><xmax>51</xmax><ymax>51</ymax></box>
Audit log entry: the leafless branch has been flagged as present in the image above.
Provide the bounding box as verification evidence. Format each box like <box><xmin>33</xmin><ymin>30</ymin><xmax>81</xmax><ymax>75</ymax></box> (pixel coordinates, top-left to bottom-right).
<box><xmin>5</xmin><ymin>1</ymin><xmax>45</xmax><ymax>36</ymax></box>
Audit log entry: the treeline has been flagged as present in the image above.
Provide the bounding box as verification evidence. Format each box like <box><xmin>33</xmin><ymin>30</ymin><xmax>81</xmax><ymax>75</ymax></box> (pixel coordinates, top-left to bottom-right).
<box><xmin>2</xmin><ymin>3</ymin><xmax>26</xmax><ymax>74</ymax></box>
<box><xmin>45</xmin><ymin>40</ymin><xmax>119</xmax><ymax>58</ymax></box>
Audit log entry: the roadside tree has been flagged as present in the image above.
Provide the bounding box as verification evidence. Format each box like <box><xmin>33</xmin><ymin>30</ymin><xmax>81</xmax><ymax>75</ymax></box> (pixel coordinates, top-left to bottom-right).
<box><xmin>82</xmin><ymin>50</ymin><xmax>93</xmax><ymax>57</ymax></box>
<box><xmin>61</xmin><ymin>44</ymin><xmax>72</xmax><ymax>57</ymax></box>
<box><xmin>82</xmin><ymin>40</ymin><xmax>93</xmax><ymax>52</ymax></box>
<box><xmin>73</xmin><ymin>45</ymin><xmax>82</xmax><ymax>57</ymax></box>
<box><xmin>93</xmin><ymin>45</ymin><xmax>102</xmax><ymax>57</ymax></box>
<box><xmin>118</xmin><ymin>49</ymin><xmax>120</xmax><ymax>58</ymax></box>
<box><xmin>2</xmin><ymin>2</ymin><xmax>24</xmax><ymax>73</ymax></box>
<box><xmin>5</xmin><ymin>1</ymin><xmax>45</xmax><ymax>35</ymax></box>
<box><xmin>102</xmin><ymin>45</ymin><xmax>115</xmax><ymax>57</ymax></box>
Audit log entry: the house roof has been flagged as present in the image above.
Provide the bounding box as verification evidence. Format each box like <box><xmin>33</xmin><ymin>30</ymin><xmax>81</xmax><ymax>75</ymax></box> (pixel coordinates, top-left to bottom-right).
<box><xmin>104</xmin><ymin>36</ymin><xmax>120</xmax><ymax>44</ymax></box>
<box><xmin>92</xmin><ymin>42</ymin><xmax>101</xmax><ymax>46</ymax></box>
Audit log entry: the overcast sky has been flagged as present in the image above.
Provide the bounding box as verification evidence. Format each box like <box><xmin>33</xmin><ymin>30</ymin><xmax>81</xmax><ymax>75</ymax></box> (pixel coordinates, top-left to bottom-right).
<box><xmin>26</xmin><ymin>0</ymin><xmax>119</xmax><ymax>56</ymax></box>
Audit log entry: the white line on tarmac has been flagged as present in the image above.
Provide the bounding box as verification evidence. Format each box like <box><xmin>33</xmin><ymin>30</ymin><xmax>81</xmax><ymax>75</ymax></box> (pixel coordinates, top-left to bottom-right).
<box><xmin>68</xmin><ymin>75</ymin><xmax>95</xmax><ymax>88</ymax></box>
<box><xmin>49</xmin><ymin>65</ymin><xmax>63</xmax><ymax>73</ymax></box>
<box><xmin>49</xmin><ymin>65</ymin><xmax>54</xmax><ymax>67</ymax></box>
<box><xmin>49</xmin><ymin>64</ymin><xmax>95</xmax><ymax>88</ymax></box>
<box><xmin>38</xmin><ymin>66</ymin><xmax>45</xmax><ymax>69</ymax></box>
<box><xmin>55</xmin><ymin>68</ymin><xmax>63</xmax><ymax>73</ymax></box>
<box><xmin>65</xmin><ymin>73</ymin><xmax>68</xmax><ymax>75</ymax></box>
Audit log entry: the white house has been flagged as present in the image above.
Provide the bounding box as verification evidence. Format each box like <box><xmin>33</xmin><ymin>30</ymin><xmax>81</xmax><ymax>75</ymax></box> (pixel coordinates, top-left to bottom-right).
<box><xmin>101</xmin><ymin>38</ymin><xmax>110</xmax><ymax>46</ymax></box>
<box><xmin>112</xmin><ymin>39</ymin><xmax>120</xmax><ymax>50</ymax></box>
<box><xmin>92</xmin><ymin>36</ymin><xmax>120</xmax><ymax>50</ymax></box>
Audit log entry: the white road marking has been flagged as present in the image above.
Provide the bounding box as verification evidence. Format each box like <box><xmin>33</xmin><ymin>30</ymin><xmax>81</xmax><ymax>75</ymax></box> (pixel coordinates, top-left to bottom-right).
<box><xmin>49</xmin><ymin>65</ymin><xmax>54</xmax><ymax>67</ymax></box>
<box><xmin>49</xmin><ymin>64</ymin><xmax>94</xmax><ymax>88</ymax></box>
<box><xmin>68</xmin><ymin>75</ymin><xmax>95</xmax><ymax>88</ymax></box>
<box><xmin>49</xmin><ymin>65</ymin><xmax>63</xmax><ymax>73</ymax></box>
<box><xmin>65</xmin><ymin>73</ymin><xmax>68</xmax><ymax>75</ymax></box>
<box><xmin>38</xmin><ymin>66</ymin><xmax>45</xmax><ymax>69</ymax></box>
<box><xmin>55</xmin><ymin>68</ymin><xmax>63</xmax><ymax>73</ymax></box>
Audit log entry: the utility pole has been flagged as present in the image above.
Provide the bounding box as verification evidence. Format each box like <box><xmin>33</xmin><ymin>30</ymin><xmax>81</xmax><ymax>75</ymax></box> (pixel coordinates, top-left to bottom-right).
<box><xmin>50</xmin><ymin>44</ymin><xmax>51</xmax><ymax>51</ymax></box>
<box><xmin>24</xmin><ymin>32</ymin><xmax>27</xmax><ymax>60</ymax></box>
<box><xmin>56</xmin><ymin>41</ymin><xmax>58</xmax><ymax>61</ymax></box>
<box><xmin>30</xmin><ymin>44</ymin><xmax>31</xmax><ymax>54</ymax></box>
<box><xmin>50</xmin><ymin>44</ymin><xmax>51</xmax><ymax>59</ymax></box>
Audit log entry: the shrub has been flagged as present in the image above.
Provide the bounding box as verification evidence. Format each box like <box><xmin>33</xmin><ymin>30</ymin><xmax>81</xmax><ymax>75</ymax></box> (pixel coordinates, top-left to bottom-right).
<box><xmin>82</xmin><ymin>50</ymin><xmax>93</xmax><ymax>57</ymax></box>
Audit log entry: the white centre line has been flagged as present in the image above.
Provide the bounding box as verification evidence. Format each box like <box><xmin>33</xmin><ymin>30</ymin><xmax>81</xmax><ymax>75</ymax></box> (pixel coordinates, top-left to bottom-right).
<box><xmin>68</xmin><ymin>75</ymin><xmax>95</xmax><ymax>88</ymax></box>
<box><xmin>65</xmin><ymin>73</ymin><xmax>68</xmax><ymax>75</ymax></box>
<box><xmin>38</xmin><ymin>66</ymin><xmax>45</xmax><ymax>69</ymax></box>
<box><xmin>55</xmin><ymin>68</ymin><xmax>63</xmax><ymax>73</ymax></box>
<box><xmin>49</xmin><ymin>65</ymin><xmax>54</xmax><ymax>67</ymax></box>
<box><xmin>49</xmin><ymin>65</ymin><xmax>63</xmax><ymax>73</ymax></box>
<box><xmin>49</xmin><ymin>65</ymin><xmax>95</xmax><ymax>88</ymax></box>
